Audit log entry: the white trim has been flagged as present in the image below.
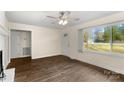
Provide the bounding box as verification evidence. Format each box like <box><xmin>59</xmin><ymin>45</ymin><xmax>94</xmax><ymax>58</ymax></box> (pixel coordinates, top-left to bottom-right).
<box><xmin>11</xmin><ymin>55</ymin><xmax>31</xmax><ymax>59</ymax></box>
<box><xmin>0</xmin><ymin>24</ymin><xmax>9</xmax><ymax>36</ymax></box>
<box><xmin>79</xmin><ymin>20</ymin><xmax>124</xmax><ymax>30</ymax></box>
<box><xmin>0</xmin><ymin>22</ymin><xmax>8</xmax><ymax>30</ymax></box>
<box><xmin>83</xmin><ymin>48</ymin><xmax>124</xmax><ymax>58</ymax></box>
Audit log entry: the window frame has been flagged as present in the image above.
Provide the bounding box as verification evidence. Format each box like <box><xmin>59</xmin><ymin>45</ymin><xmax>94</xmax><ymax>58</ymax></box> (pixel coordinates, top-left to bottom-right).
<box><xmin>82</xmin><ymin>21</ymin><xmax>124</xmax><ymax>57</ymax></box>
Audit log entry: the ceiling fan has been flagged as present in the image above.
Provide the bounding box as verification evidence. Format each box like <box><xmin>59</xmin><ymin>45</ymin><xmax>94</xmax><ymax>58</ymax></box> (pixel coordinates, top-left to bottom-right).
<box><xmin>46</xmin><ymin>11</ymin><xmax>79</xmax><ymax>26</ymax></box>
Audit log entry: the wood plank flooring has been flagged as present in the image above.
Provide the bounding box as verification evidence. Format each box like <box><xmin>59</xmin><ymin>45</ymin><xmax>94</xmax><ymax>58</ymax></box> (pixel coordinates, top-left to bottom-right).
<box><xmin>7</xmin><ymin>55</ymin><xmax>124</xmax><ymax>82</ymax></box>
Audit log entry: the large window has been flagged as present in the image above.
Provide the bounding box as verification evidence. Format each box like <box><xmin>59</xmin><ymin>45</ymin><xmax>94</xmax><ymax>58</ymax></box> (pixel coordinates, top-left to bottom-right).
<box><xmin>83</xmin><ymin>23</ymin><xmax>124</xmax><ymax>54</ymax></box>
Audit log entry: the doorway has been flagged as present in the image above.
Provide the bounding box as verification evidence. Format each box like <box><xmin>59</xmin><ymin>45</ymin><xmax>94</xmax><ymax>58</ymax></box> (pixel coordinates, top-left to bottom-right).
<box><xmin>10</xmin><ymin>30</ymin><xmax>31</xmax><ymax>59</ymax></box>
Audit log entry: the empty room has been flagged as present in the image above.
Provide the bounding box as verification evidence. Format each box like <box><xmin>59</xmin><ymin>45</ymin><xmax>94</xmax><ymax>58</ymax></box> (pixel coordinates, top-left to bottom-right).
<box><xmin>1</xmin><ymin>11</ymin><xmax>124</xmax><ymax>82</ymax></box>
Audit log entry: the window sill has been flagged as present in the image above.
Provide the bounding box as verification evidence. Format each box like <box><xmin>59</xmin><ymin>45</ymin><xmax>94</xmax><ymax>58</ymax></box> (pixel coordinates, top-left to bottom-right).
<box><xmin>83</xmin><ymin>48</ymin><xmax>124</xmax><ymax>59</ymax></box>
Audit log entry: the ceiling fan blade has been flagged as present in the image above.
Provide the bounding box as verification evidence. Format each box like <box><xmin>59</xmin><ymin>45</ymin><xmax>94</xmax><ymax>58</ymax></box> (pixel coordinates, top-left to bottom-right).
<box><xmin>46</xmin><ymin>16</ymin><xmax>57</xmax><ymax>19</ymax></box>
<box><xmin>68</xmin><ymin>17</ymin><xmax>80</xmax><ymax>21</ymax></box>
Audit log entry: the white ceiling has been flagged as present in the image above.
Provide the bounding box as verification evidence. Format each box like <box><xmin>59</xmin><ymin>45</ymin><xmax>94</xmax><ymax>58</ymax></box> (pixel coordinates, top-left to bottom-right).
<box><xmin>6</xmin><ymin>11</ymin><xmax>119</xmax><ymax>29</ymax></box>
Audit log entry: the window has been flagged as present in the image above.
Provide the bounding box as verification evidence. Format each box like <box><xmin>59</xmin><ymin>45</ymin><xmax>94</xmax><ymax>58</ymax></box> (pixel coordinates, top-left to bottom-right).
<box><xmin>112</xmin><ymin>24</ymin><xmax>124</xmax><ymax>53</ymax></box>
<box><xmin>83</xmin><ymin>22</ymin><xmax>124</xmax><ymax>54</ymax></box>
<box><xmin>83</xmin><ymin>26</ymin><xmax>111</xmax><ymax>52</ymax></box>
<box><xmin>91</xmin><ymin>27</ymin><xmax>111</xmax><ymax>52</ymax></box>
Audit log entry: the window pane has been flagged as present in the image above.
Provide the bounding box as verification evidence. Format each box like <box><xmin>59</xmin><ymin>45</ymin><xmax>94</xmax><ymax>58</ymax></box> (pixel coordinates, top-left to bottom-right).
<box><xmin>112</xmin><ymin>24</ymin><xmax>124</xmax><ymax>53</ymax></box>
<box><xmin>88</xmin><ymin>27</ymin><xmax>111</xmax><ymax>52</ymax></box>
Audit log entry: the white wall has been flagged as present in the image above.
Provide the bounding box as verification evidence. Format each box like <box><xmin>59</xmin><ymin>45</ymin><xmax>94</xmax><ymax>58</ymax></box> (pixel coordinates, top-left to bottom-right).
<box><xmin>0</xmin><ymin>11</ymin><xmax>9</xmax><ymax>68</ymax></box>
<box><xmin>0</xmin><ymin>35</ymin><xmax>5</xmax><ymax>66</ymax></box>
<box><xmin>0</xmin><ymin>12</ymin><xmax>8</xmax><ymax>28</ymax></box>
<box><xmin>63</xmin><ymin>12</ymin><xmax>124</xmax><ymax>74</ymax></box>
<box><xmin>9</xmin><ymin>22</ymin><xmax>61</xmax><ymax>59</ymax></box>
<box><xmin>61</xmin><ymin>31</ymin><xmax>70</xmax><ymax>56</ymax></box>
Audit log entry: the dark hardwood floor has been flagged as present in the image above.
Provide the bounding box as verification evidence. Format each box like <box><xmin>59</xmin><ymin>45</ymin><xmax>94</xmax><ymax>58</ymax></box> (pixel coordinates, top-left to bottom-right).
<box><xmin>7</xmin><ymin>55</ymin><xmax>124</xmax><ymax>82</ymax></box>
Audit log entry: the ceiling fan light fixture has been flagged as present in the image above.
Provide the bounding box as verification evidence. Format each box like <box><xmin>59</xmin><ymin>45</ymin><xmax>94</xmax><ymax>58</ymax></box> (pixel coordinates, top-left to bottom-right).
<box><xmin>62</xmin><ymin>20</ymin><xmax>68</xmax><ymax>25</ymax></box>
<box><xmin>59</xmin><ymin>20</ymin><xmax>63</xmax><ymax>25</ymax></box>
<box><xmin>59</xmin><ymin>19</ymin><xmax>68</xmax><ymax>25</ymax></box>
